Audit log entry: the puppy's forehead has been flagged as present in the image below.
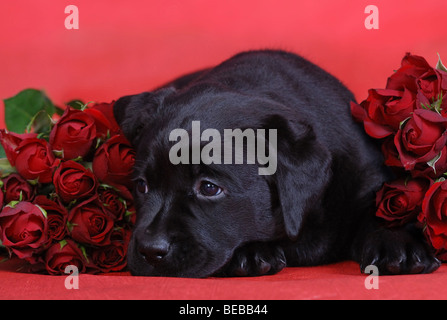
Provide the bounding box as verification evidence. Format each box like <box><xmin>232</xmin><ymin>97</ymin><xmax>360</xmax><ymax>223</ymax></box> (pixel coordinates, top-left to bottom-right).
<box><xmin>132</xmin><ymin>89</ymin><xmax>281</xmax><ymax>185</ymax></box>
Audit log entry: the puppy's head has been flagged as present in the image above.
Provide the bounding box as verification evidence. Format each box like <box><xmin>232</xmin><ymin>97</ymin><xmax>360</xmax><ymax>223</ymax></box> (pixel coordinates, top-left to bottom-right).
<box><xmin>114</xmin><ymin>86</ymin><xmax>331</xmax><ymax>277</ymax></box>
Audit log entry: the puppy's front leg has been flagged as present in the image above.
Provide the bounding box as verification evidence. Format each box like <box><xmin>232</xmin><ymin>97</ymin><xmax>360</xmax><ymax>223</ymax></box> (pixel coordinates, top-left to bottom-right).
<box><xmin>218</xmin><ymin>242</ymin><xmax>286</xmax><ymax>277</ymax></box>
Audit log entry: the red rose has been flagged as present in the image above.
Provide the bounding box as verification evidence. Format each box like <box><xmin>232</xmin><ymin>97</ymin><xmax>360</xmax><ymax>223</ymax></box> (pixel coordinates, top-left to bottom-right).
<box><xmin>420</xmin><ymin>180</ymin><xmax>447</xmax><ymax>261</ymax></box>
<box><xmin>386</xmin><ymin>53</ymin><xmax>447</xmax><ymax>116</ymax></box>
<box><xmin>92</xmin><ymin>135</ymin><xmax>135</xmax><ymax>188</ymax></box>
<box><xmin>98</xmin><ymin>186</ymin><xmax>127</xmax><ymax>221</ymax></box>
<box><xmin>14</xmin><ymin>138</ymin><xmax>56</xmax><ymax>183</ymax></box>
<box><xmin>53</xmin><ymin>160</ymin><xmax>98</xmax><ymax>204</ymax></box>
<box><xmin>351</xmin><ymin>88</ymin><xmax>416</xmax><ymax>139</ymax></box>
<box><xmin>68</xmin><ymin>196</ymin><xmax>115</xmax><ymax>246</ymax></box>
<box><xmin>412</xmin><ymin>146</ymin><xmax>447</xmax><ymax>179</ymax></box>
<box><xmin>84</xmin><ymin>102</ymin><xmax>121</xmax><ymax>139</ymax></box>
<box><xmin>33</xmin><ymin>195</ymin><xmax>68</xmax><ymax>241</ymax></box>
<box><xmin>386</xmin><ymin>53</ymin><xmax>433</xmax><ymax>92</ymax></box>
<box><xmin>376</xmin><ymin>178</ymin><xmax>429</xmax><ymax>225</ymax></box>
<box><xmin>49</xmin><ymin>108</ymin><xmax>97</xmax><ymax>160</ymax></box>
<box><xmin>394</xmin><ymin>109</ymin><xmax>447</xmax><ymax>170</ymax></box>
<box><xmin>0</xmin><ymin>202</ymin><xmax>48</xmax><ymax>261</ymax></box>
<box><xmin>44</xmin><ymin>240</ymin><xmax>87</xmax><ymax>275</ymax></box>
<box><xmin>91</xmin><ymin>229</ymin><xmax>131</xmax><ymax>273</ymax></box>
<box><xmin>0</xmin><ymin>130</ymin><xmax>37</xmax><ymax>166</ymax></box>
<box><xmin>381</xmin><ymin>136</ymin><xmax>403</xmax><ymax>168</ymax></box>
<box><xmin>2</xmin><ymin>173</ymin><xmax>35</xmax><ymax>203</ymax></box>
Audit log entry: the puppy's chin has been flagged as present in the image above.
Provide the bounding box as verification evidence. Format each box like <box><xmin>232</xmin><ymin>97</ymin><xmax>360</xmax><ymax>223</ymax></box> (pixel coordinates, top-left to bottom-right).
<box><xmin>127</xmin><ymin>239</ymin><xmax>232</xmax><ymax>278</ymax></box>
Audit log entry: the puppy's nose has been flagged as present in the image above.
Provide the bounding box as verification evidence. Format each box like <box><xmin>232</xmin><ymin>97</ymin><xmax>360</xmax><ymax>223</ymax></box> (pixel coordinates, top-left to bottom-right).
<box><xmin>139</xmin><ymin>239</ymin><xmax>170</xmax><ymax>266</ymax></box>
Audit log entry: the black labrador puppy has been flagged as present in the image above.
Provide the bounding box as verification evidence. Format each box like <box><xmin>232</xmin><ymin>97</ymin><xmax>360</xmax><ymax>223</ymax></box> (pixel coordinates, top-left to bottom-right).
<box><xmin>114</xmin><ymin>50</ymin><xmax>440</xmax><ymax>277</ymax></box>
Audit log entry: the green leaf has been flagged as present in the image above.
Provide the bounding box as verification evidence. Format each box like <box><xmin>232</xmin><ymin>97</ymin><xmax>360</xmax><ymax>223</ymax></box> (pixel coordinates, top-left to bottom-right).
<box><xmin>0</xmin><ymin>145</ymin><xmax>6</xmax><ymax>159</ymax></box>
<box><xmin>35</xmin><ymin>204</ymin><xmax>47</xmax><ymax>219</ymax></box>
<box><xmin>436</xmin><ymin>53</ymin><xmax>447</xmax><ymax>72</ymax></box>
<box><xmin>0</xmin><ymin>158</ymin><xmax>16</xmax><ymax>177</ymax></box>
<box><xmin>25</xmin><ymin>110</ymin><xmax>53</xmax><ymax>137</ymax></box>
<box><xmin>3</xmin><ymin>89</ymin><xmax>55</xmax><ymax>134</ymax></box>
<box><xmin>6</xmin><ymin>200</ymin><xmax>20</xmax><ymax>209</ymax></box>
<box><xmin>66</xmin><ymin>221</ymin><xmax>77</xmax><ymax>233</ymax></box>
<box><xmin>399</xmin><ymin>116</ymin><xmax>411</xmax><ymax>129</ymax></box>
<box><xmin>79</xmin><ymin>245</ymin><xmax>89</xmax><ymax>263</ymax></box>
<box><xmin>66</xmin><ymin>99</ymin><xmax>85</xmax><ymax>110</ymax></box>
<box><xmin>59</xmin><ymin>239</ymin><xmax>68</xmax><ymax>250</ymax></box>
<box><xmin>66</xmin><ymin>99</ymin><xmax>93</xmax><ymax>111</ymax></box>
<box><xmin>427</xmin><ymin>151</ymin><xmax>442</xmax><ymax>174</ymax></box>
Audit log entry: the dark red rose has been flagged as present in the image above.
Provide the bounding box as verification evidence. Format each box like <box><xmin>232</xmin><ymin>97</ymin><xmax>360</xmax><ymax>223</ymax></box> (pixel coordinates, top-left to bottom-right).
<box><xmin>33</xmin><ymin>195</ymin><xmax>68</xmax><ymax>241</ymax></box>
<box><xmin>0</xmin><ymin>130</ymin><xmax>37</xmax><ymax>166</ymax></box>
<box><xmin>417</xmin><ymin>69</ymin><xmax>446</xmax><ymax>102</ymax></box>
<box><xmin>420</xmin><ymin>180</ymin><xmax>447</xmax><ymax>261</ymax></box>
<box><xmin>386</xmin><ymin>53</ymin><xmax>447</xmax><ymax>116</ymax></box>
<box><xmin>53</xmin><ymin>160</ymin><xmax>98</xmax><ymax>204</ymax></box>
<box><xmin>351</xmin><ymin>88</ymin><xmax>416</xmax><ymax>139</ymax></box>
<box><xmin>381</xmin><ymin>136</ymin><xmax>403</xmax><ymax>168</ymax></box>
<box><xmin>84</xmin><ymin>101</ymin><xmax>121</xmax><ymax>139</ymax></box>
<box><xmin>44</xmin><ymin>240</ymin><xmax>87</xmax><ymax>275</ymax></box>
<box><xmin>91</xmin><ymin>229</ymin><xmax>131</xmax><ymax>272</ymax></box>
<box><xmin>386</xmin><ymin>53</ymin><xmax>434</xmax><ymax>92</ymax></box>
<box><xmin>394</xmin><ymin>109</ymin><xmax>447</xmax><ymax>170</ymax></box>
<box><xmin>412</xmin><ymin>145</ymin><xmax>447</xmax><ymax>179</ymax></box>
<box><xmin>14</xmin><ymin>138</ymin><xmax>57</xmax><ymax>183</ymax></box>
<box><xmin>68</xmin><ymin>196</ymin><xmax>115</xmax><ymax>246</ymax></box>
<box><xmin>2</xmin><ymin>173</ymin><xmax>35</xmax><ymax>203</ymax></box>
<box><xmin>0</xmin><ymin>201</ymin><xmax>48</xmax><ymax>261</ymax></box>
<box><xmin>376</xmin><ymin>178</ymin><xmax>429</xmax><ymax>225</ymax></box>
<box><xmin>92</xmin><ymin>135</ymin><xmax>135</xmax><ymax>189</ymax></box>
<box><xmin>49</xmin><ymin>108</ymin><xmax>97</xmax><ymax>160</ymax></box>
<box><xmin>98</xmin><ymin>186</ymin><xmax>127</xmax><ymax>221</ymax></box>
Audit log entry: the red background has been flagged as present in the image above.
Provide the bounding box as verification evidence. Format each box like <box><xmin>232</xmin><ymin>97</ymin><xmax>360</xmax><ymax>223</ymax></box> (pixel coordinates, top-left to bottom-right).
<box><xmin>1</xmin><ymin>0</ymin><xmax>447</xmax><ymax>299</ymax></box>
<box><xmin>1</xmin><ymin>0</ymin><xmax>447</xmax><ymax>124</ymax></box>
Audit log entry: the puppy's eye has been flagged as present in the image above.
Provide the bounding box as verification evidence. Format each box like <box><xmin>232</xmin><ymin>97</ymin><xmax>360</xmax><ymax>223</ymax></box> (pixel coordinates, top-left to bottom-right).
<box><xmin>136</xmin><ymin>179</ymin><xmax>149</xmax><ymax>194</ymax></box>
<box><xmin>199</xmin><ymin>181</ymin><xmax>223</xmax><ymax>197</ymax></box>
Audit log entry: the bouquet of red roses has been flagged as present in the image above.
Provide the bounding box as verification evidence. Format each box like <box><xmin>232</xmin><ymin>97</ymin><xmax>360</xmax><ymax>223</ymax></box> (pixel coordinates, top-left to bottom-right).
<box><xmin>351</xmin><ymin>53</ymin><xmax>447</xmax><ymax>261</ymax></box>
<box><xmin>0</xmin><ymin>89</ymin><xmax>136</xmax><ymax>274</ymax></box>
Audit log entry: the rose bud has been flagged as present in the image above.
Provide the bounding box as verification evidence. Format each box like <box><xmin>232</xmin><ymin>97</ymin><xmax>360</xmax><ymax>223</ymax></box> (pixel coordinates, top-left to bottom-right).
<box><xmin>0</xmin><ymin>130</ymin><xmax>37</xmax><ymax>166</ymax></box>
<box><xmin>0</xmin><ymin>201</ymin><xmax>48</xmax><ymax>261</ymax></box>
<box><xmin>2</xmin><ymin>173</ymin><xmax>36</xmax><ymax>203</ymax></box>
<box><xmin>84</xmin><ymin>101</ymin><xmax>121</xmax><ymax>139</ymax></box>
<box><xmin>14</xmin><ymin>138</ymin><xmax>57</xmax><ymax>183</ymax></box>
<box><xmin>68</xmin><ymin>196</ymin><xmax>115</xmax><ymax>247</ymax></box>
<box><xmin>376</xmin><ymin>178</ymin><xmax>429</xmax><ymax>225</ymax></box>
<box><xmin>49</xmin><ymin>108</ymin><xmax>97</xmax><ymax>160</ymax></box>
<box><xmin>45</xmin><ymin>239</ymin><xmax>87</xmax><ymax>275</ymax></box>
<box><xmin>394</xmin><ymin>109</ymin><xmax>447</xmax><ymax>171</ymax></box>
<box><xmin>53</xmin><ymin>160</ymin><xmax>98</xmax><ymax>204</ymax></box>
<box><xmin>92</xmin><ymin>134</ymin><xmax>135</xmax><ymax>189</ymax></box>
<box><xmin>33</xmin><ymin>195</ymin><xmax>68</xmax><ymax>241</ymax></box>
<box><xmin>420</xmin><ymin>180</ymin><xmax>447</xmax><ymax>261</ymax></box>
<box><xmin>350</xmin><ymin>88</ymin><xmax>416</xmax><ymax>139</ymax></box>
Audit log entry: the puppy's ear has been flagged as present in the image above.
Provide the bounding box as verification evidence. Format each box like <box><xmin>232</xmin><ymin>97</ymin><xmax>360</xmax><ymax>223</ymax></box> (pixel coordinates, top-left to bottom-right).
<box><xmin>267</xmin><ymin>115</ymin><xmax>332</xmax><ymax>240</ymax></box>
<box><xmin>113</xmin><ymin>88</ymin><xmax>175</xmax><ymax>144</ymax></box>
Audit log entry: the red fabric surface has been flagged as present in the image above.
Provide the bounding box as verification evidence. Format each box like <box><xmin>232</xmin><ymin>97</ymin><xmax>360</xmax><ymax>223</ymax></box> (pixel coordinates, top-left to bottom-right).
<box><xmin>1</xmin><ymin>0</ymin><xmax>447</xmax><ymax>300</ymax></box>
<box><xmin>0</xmin><ymin>259</ymin><xmax>446</xmax><ymax>300</ymax></box>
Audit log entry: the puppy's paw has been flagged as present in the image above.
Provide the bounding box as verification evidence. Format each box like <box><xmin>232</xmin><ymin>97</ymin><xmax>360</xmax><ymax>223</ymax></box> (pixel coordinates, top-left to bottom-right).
<box><xmin>360</xmin><ymin>227</ymin><xmax>441</xmax><ymax>275</ymax></box>
<box><xmin>222</xmin><ymin>242</ymin><xmax>286</xmax><ymax>277</ymax></box>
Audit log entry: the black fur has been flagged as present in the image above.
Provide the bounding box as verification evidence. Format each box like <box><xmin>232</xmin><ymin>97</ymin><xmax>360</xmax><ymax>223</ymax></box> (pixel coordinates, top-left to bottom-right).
<box><xmin>114</xmin><ymin>50</ymin><xmax>440</xmax><ymax>277</ymax></box>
